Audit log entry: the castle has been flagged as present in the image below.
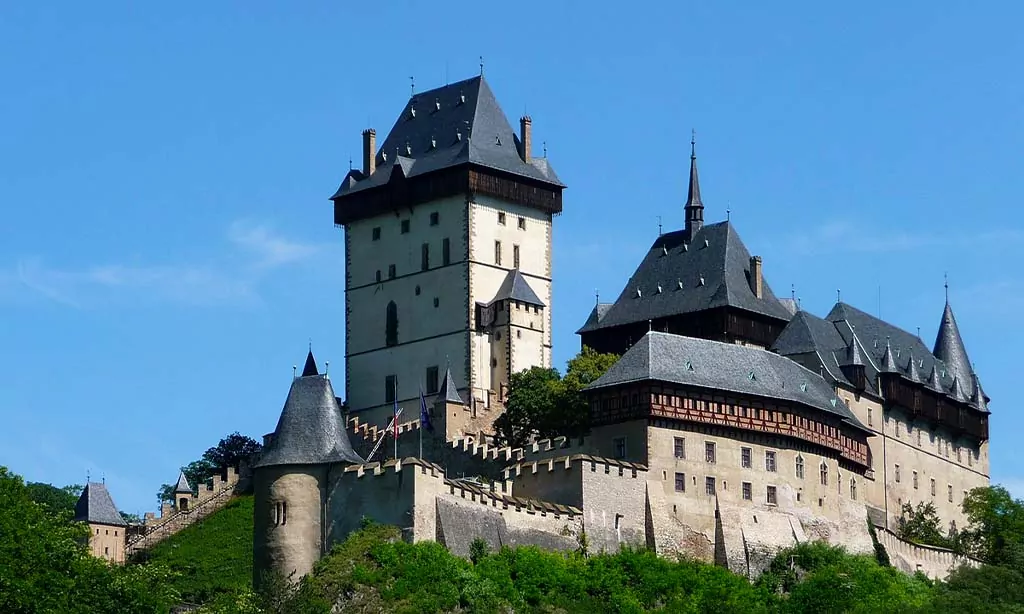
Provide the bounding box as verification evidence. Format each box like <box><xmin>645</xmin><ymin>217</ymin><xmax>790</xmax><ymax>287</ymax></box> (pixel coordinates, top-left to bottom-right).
<box><xmin>251</xmin><ymin>74</ymin><xmax>990</xmax><ymax>583</ymax></box>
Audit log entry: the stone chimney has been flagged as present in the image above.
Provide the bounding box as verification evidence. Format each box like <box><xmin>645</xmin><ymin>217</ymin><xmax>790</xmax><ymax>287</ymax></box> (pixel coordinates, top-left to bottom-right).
<box><xmin>361</xmin><ymin>128</ymin><xmax>376</xmax><ymax>176</ymax></box>
<box><xmin>749</xmin><ymin>256</ymin><xmax>763</xmax><ymax>298</ymax></box>
<box><xmin>519</xmin><ymin>116</ymin><xmax>532</xmax><ymax>162</ymax></box>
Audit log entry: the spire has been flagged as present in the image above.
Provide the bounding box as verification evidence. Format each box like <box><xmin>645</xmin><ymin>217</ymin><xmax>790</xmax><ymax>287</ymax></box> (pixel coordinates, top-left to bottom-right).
<box><xmin>684</xmin><ymin>129</ymin><xmax>704</xmax><ymax>239</ymax></box>
<box><xmin>843</xmin><ymin>335</ymin><xmax>864</xmax><ymax>366</ymax></box>
<box><xmin>927</xmin><ymin>363</ymin><xmax>943</xmax><ymax>391</ymax></box>
<box><xmin>301</xmin><ymin>349</ymin><xmax>319</xmax><ymax>377</ymax></box>
<box><xmin>950</xmin><ymin>373</ymin><xmax>969</xmax><ymax>403</ymax></box>
<box><xmin>173</xmin><ymin>471</ymin><xmax>192</xmax><ymax>494</ymax></box>
<box><xmin>933</xmin><ymin>300</ymin><xmax>973</xmax><ymax>384</ymax></box>
<box><xmin>880</xmin><ymin>338</ymin><xmax>898</xmax><ymax>373</ymax></box>
<box><xmin>905</xmin><ymin>351</ymin><xmax>921</xmax><ymax>383</ymax></box>
<box><xmin>436</xmin><ymin>366</ymin><xmax>464</xmax><ymax>405</ymax></box>
<box><xmin>971</xmin><ymin>372</ymin><xmax>989</xmax><ymax>412</ymax></box>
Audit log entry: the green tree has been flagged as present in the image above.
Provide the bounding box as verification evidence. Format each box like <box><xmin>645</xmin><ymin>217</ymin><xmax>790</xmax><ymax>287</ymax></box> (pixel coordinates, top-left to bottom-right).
<box><xmin>0</xmin><ymin>466</ymin><xmax>177</xmax><ymax>614</ymax></box>
<box><xmin>898</xmin><ymin>501</ymin><xmax>953</xmax><ymax>549</ymax></box>
<box><xmin>957</xmin><ymin>486</ymin><xmax>1024</xmax><ymax>568</ymax></box>
<box><xmin>157</xmin><ymin>432</ymin><xmax>262</xmax><ymax>503</ymax></box>
<box><xmin>494</xmin><ymin>348</ymin><xmax>619</xmax><ymax>448</ymax></box>
<box><xmin>25</xmin><ymin>482</ymin><xmax>82</xmax><ymax>515</ymax></box>
<box><xmin>928</xmin><ymin>564</ymin><xmax>1024</xmax><ymax>613</ymax></box>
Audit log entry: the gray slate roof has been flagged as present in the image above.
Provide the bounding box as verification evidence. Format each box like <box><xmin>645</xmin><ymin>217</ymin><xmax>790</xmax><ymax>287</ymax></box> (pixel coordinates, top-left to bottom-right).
<box><xmin>578</xmin><ymin>221</ymin><xmax>792</xmax><ymax>333</ymax></box>
<box><xmin>771</xmin><ymin>301</ymin><xmax>989</xmax><ymax>411</ymax></box>
<box><xmin>492</xmin><ymin>269</ymin><xmax>544</xmax><ymax>307</ymax></box>
<box><xmin>331</xmin><ymin>76</ymin><xmax>562</xmax><ymax>201</ymax></box>
<box><xmin>436</xmin><ymin>366</ymin><xmax>464</xmax><ymax>405</ymax></box>
<box><xmin>587</xmin><ymin>331</ymin><xmax>866</xmax><ymax>430</ymax></box>
<box><xmin>254</xmin><ymin>369</ymin><xmax>364</xmax><ymax>468</ymax></box>
<box><xmin>173</xmin><ymin>471</ymin><xmax>192</xmax><ymax>494</ymax></box>
<box><xmin>74</xmin><ymin>482</ymin><xmax>126</xmax><ymax>527</ymax></box>
<box><xmin>933</xmin><ymin>302</ymin><xmax>973</xmax><ymax>384</ymax></box>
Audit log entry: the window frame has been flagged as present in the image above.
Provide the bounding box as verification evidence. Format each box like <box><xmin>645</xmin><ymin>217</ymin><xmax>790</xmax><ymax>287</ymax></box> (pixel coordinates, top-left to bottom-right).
<box><xmin>426</xmin><ymin>366</ymin><xmax>439</xmax><ymax>395</ymax></box>
<box><xmin>400</xmin><ymin>219</ymin><xmax>410</xmax><ymax>234</ymax></box>
<box><xmin>705</xmin><ymin>476</ymin><xmax>716</xmax><ymax>496</ymax></box>
<box><xmin>673</xmin><ymin>437</ymin><xmax>686</xmax><ymax>460</ymax></box>
<box><xmin>674</xmin><ymin>472</ymin><xmax>686</xmax><ymax>492</ymax></box>
<box><xmin>765</xmin><ymin>450</ymin><xmax>777</xmax><ymax>473</ymax></box>
<box><xmin>705</xmin><ymin>441</ymin><xmax>716</xmax><ymax>464</ymax></box>
<box><xmin>741</xmin><ymin>446</ymin><xmax>752</xmax><ymax>469</ymax></box>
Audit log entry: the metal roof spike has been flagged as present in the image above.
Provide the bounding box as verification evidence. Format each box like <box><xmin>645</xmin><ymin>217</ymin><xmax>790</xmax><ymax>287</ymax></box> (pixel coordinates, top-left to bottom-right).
<box><xmin>677</xmin><ymin>279</ymin><xmax>684</xmax><ymax>290</ymax></box>
<box><xmin>703</xmin><ymin>238</ymin><xmax>709</xmax><ymax>248</ymax></box>
<box><xmin>656</xmin><ymin>284</ymin><xmax>663</xmax><ymax>294</ymax></box>
<box><xmin>636</xmin><ymin>288</ymin><xmax>642</xmax><ymax>298</ymax></box>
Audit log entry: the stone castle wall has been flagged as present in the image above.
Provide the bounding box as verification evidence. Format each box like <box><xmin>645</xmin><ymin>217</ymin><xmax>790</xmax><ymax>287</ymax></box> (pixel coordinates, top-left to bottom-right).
<box><xmin>874</xmin><ymin>525</ymin><xmax>980</xmax><ymax>579</ymax></box>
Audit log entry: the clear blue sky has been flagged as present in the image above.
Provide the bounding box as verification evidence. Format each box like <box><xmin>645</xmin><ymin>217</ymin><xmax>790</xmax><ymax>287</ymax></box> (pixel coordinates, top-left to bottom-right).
<box><xmin>1</xmin><ymin>2</ymin><xmax>1021</xmax><ymax>514</ymax></box>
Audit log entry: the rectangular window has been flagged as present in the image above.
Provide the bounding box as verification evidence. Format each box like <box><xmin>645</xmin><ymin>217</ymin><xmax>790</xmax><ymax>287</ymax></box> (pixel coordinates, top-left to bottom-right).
<box><xmin>430</xmin><ymin>212</ymin><xmax>439</xmax><ymax>226</ymax></box>
<box><xmin>868</xmin><ymin>407</ymin><xmax>872</xmax><ymax>426</ymax></box>
<box><xmin>518</xmin><ymin>216</ymin><xmax>526</xmax><ymax>230</ymax></box>
<box><xmin>931</xmin><ymin>478</ymin><xmax>936</xmax><ymax>497</ymax></box>
<box><xmin>705</xmin><ymin>476</ymin><xmax>716</xmax><ymax>496</ymax></box>
<box><xmin>385</xmin><ymin>375</ymin><xmax>397</xmax><ymax>403</ymax></box>
<box><xmin>796</xmin><ymin>456</ymin><xmax>805</xmax><ymax>479</ymax></box>
<box><xmin>705</xmin><ymin>441</ymin><xmax>716</xmax><ymax>464</ymax></box>
<box><xmin>968</xmin><ymin>450</ymin><xmax>974</xmax><ymax>467</ymax></box>
<box><xmin>613</xmin><ymin>437</ymin><xmax>627</xmax><ymax>459</ymax></box>
<box><xmin>498</xmin><ymin>212</ymin><xmax>506</xmax><ymax>225</ymax></box>
<box><xmin>421</xmin><ymin>243</ymin><xmax>430</xmax><ymax>271</ymax></box>
<box><xmin>767</xmin><ymin>485</ymin><xmax>777</xmax><ymax>505</ymax></box>
<box><xmin>513</xmin><ymin>244</ymin><xmax>520</xmax><ymax>269</ymax></box>
<box><xmin>742</xmin><ymin>482</ymin><xmax>752</xmax><ymax>500</ymax></box>
<box><xmin>913</xmin><ymin>471</ymin><xmax>919</xmax><ymax>489</ymax></box>
<box><xmin>401</xmin><ymin>219</ymin><xmax>410</xmax><ymax>234</ymax></box>
<box><xmin>674</xmin><ymin>472</ymin><xmax>686</xmax><ymax>492</ymax></box>
<box><xmin>494</xmin><ymin>241</ymin><xmax>502</xmax><ymax>266</ymax></box>
<box><xmin>895</xmin><ymin>464</ymin><xmax>901</xmax><ymax>483</ymax></box>
<box><xmin>372</xmin><ymin>227</ymin><xmax>381</xmax><ymax>241</ymax></box>
<box><xmin>765</xmin><ymin>451</ymin><xmax>777</xmax><ymax>473</ymax></box>
<box><xmin>741</xmin><ymin>447</ymin><xmax>751</xmax><ymax>468</ymax></box>
<box><xmin>388</xmin><ymin>264</ymin><xmax>396</xmax><ymax>279</ymax></box>
<box><xmin>426</xmin><ymin>366</ymin><xmax>439</xmax><ymax>395</ymax></box>
<box><xmin>673</xmin><ymin>437</ymin><xmax>686</xmax><ymax>459</ymax></box>
<box><xmin>442</xmin><ymin>238</ymin><xmax>451</xmax><ymax>265</ymax></box>
<box><xmin>375</xmin><ymin>270</ymin><xmax>382</xmax><ymax>283</ymax></box>
<box><xmin>948</xmin><ymin>484</ymin><xmax>953</xmax><ymax>503</ymax></box>
<box><xmin>820</xmin><ymin>464</ymin><xmax>828</xmax><ymax>486</ymax></box>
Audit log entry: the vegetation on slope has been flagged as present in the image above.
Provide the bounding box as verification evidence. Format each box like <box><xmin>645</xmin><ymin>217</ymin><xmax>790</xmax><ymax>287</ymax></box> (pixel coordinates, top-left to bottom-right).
<box><xmin>134</xmin><ymin>495</ymin><xmax>254</xmax><ymax>607</ymax></box>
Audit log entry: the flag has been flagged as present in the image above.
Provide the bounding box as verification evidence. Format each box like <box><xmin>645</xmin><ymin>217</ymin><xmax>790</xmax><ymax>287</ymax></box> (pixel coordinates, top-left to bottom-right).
<box><xmin>419</xmin><ymin>387</ymin><xmax>433</xmax><ymax>432</ymax></box>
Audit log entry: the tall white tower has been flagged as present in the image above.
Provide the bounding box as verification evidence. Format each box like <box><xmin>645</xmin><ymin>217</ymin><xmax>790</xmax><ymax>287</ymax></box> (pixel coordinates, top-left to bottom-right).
<box><xmin>330</xmin><ymin>76</ymin><xmax>564</xmax><ymax>433</ymax></box>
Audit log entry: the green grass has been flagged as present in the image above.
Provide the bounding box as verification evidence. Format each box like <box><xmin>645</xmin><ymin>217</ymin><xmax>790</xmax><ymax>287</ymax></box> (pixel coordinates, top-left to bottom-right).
<box><xmin>136</xmin><ymin>495</ymin><xmax>253</xmax><ymax>607</ymax></box>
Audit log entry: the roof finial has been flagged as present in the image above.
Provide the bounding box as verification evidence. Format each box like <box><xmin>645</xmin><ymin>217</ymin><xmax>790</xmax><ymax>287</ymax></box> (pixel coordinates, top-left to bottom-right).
<box><xmin>791</xmin><ymin>284</ymin><xmax>796</xmax><ymax>302</ymax></box>
<box><xmin>86</xmin><ymin>469</ymin><xmax>91</xmax><ymax>482</ymax></box>
<box><xmin>595</xmin><ymin>289</ymin><xmax>600</xmax><ymax>305</ymax></box>
<box><xmin>837</xmin><ymin>288</ymin><xmax>841</xmax><ymax>303</ymax></box>
<box><xmin>944</xmin><ymin>272</ymin><xmax>949</xmax><ymax>302</ymax></box>
<box><xmin>348</xmin><ymin>156</ymin><xmax>352</xmax><ymax>171</ymax></box>
<box><xmin>648</xmin><ymin>319</ymin><xmax>653</xmax><ymax>332</ymax></box>
<box><xmin>657</xmin><ymin>215</ymin><xmax>662</xmax><ymax>236</ymax></box>
<box><xmin>410</xmin><ymin>76</ymin><xmax>415</xmax><ymax>96</ymax></box>
<box><xmin>293</xmin><ymin>365</ymin><xmax>296</xmax><ymax>377</ymax></box>
<box><xmin>690</xmin><ymin>128</ymin><xmax>696</xmax><ymax>160</ymax></box>
<box><xmin>684</xmin><ymin>129</ymin><xmax>704</xmax><ymax>239</ymax></box>
<box><xmin>542</xmin><ymin>141</ymin><xmax>547</xmax><ymax>157</ymax></box>
<box><xmin>479</xmin><ymin>55</ymin><xmax>484</xmax><ymax>76</ymax></box>
<box><xmin>726</xmin><ymin>207</ymin><xmax>731</xmax><ymax>222</ymax></box>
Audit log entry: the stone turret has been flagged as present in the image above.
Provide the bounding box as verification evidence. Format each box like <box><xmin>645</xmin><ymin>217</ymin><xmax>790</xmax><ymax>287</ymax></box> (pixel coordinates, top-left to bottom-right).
<box><xmin>252</xmin><ymin>350</ymin><xmax>363</xmax><ymax>586</ymax></box>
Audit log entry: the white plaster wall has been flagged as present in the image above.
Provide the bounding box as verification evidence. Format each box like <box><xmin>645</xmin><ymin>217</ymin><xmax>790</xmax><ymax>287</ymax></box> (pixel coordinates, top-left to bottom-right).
<box><xmin>254</xmin><ymin>466</ymin><xmax>325</xmax><ymax>584</ymax></box>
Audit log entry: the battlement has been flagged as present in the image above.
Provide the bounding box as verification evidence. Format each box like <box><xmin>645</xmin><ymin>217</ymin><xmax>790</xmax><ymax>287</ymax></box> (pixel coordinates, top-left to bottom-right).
<box><xmin>339</xmin><ymin>456</ymin><xmax>444</xmax><ymax>479</ymax></box>
<box><xmin>443</xmin><ymin>476</ymin><xmax>582</xmax><ymax>518</ymax></box>
<box><xmin>448</xmin><ymin>434</ymin><xmax>590</xmax><ymax>466</ymax></box>
<box><xmin>504</xmin><ymin>454</ymin><xmax>647</xmax><ymax>481</ymax></box>
<box><xmin>348</xmin><ymin>415</ymin><xmax>423</xmax><ymax>444</ymax></box>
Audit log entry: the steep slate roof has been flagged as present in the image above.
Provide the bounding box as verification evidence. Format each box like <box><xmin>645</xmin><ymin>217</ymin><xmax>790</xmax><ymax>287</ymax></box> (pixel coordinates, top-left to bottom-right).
<box><xmin>772</xmin><ymin>301</ymin><xmax>989</xmax><ymax>411</ymax></box>
<box><xmin>436</xmin><ymin>366</ymin><xmax>465</xmax><ymax>405</ymax></box>
<box><xmin>578</xmin><ymin>221</ymin><xmax>792</xmax><ymax>334</ymax></box>
<box><xmin>74</xmin><ymin>482</ymin><xmax>126</xmax><ymax>527</ymax></box>
<box><xmin>331</xmin><ymin>76</ymin><xmax>562</xmax><ymax>200</ymax></box>
<box><xmin>933</xmin><ymin>302</ymin><xmax>973</xmax><ymax>383</ymax></box>
<box><xmin>254</xmin><ymin>362</ymin><xmax>364</xmax><ymax>468</ymax></box>
<box><xmin>491</xmin><ymin>269</ymin><xmax>545</xmax><ymax>307</ymax></box>
<box><xmin>587</xmin><ymin>331</ymin><xmax>867</xmax><ymax>431</ymax></box>
<box><xmin>579</xmin><ymin>303</ymin><xmax>613</xmax><ymax>332</ymax></box>
<box><xmin>173</xmin><ymin>472</ymin><xmax>192</xmax><ymax>494</ymax></box>
<box><xmin>301</xmin><ymin>350</ymin><xmax>319</xmax><ymax>377</ymax></box>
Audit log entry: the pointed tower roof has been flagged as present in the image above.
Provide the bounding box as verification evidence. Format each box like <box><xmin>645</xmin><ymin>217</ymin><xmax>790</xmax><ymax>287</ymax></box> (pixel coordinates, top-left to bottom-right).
<box><xmin>927</xmin><ymin>363</ymin><xmax>944</xmax><ymax>391</ymax></box>
<box><xmin>173</xmin><ymin>471</ymin><xmax>192</xmax><ymax>494</ymax></box>
<box><xmin>301</xmin><ymin>349</ymin><xmax>319</xmax><ymax>377</ymax></box>
<box><xmin>254</xmin><ymin>352</ymin><xmax>364</xmax><ymax>468</ymax></box>
<box><xmin>436</xmin><ymin>366</ymin><xmax>465</xmax><ymax>405</ymax></box>
<box><xmin>971</xmin><ymin>372</ymin><xmax>989</xmax><ymax>412</ymax></box>
<box><xmin>492</xmin><ymin>269</ymin><xmax>545</xmax><ymax>307</ymax></box>
<box><xmin>684</xmin><ymin>133</ymin><xmax>704</xmax><ymax>240</ymax></box>
<box><xmin>950</xmin><ymin>374</ymin><xmax>969</xmax><ymax>403</ymax></box>
<box><xmin>933</xmin><ymin>301</ymin><xmax>973</xmax><ymax>383</ymax></box>
<box><xmin>879</xmin><ymin>338</ymin><xmax>898</xmax><ymax>373</ymax></box>
<box><xmin>73</xmin><ymin>482</ymin><xmax>126</xmax><ymax>527</ymax></box>
<box><xmin>905</xmin><ymin>351</ymin><xmax>921</xmax><ymax>383</ymax></box>
<box><xmin>843</xmin><ymin>335</ymin><xmax>865</xmax><ymax>366</ymax></box>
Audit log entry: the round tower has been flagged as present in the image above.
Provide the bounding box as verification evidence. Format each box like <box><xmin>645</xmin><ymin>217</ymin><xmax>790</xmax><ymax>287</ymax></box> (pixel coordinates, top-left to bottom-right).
<box><xmin>253</xmin><ymin>350</ymin><xmax>363</xmax><ymax>586</ymax></box>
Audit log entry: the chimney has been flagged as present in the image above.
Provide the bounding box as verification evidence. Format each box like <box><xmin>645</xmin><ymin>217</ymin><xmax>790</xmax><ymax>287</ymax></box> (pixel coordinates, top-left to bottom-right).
<box><xmin>749</xmin><ymin>256</ymin><xmax>763</xmax><ymax>298</ymax></box>
<box><xmin>361</xmin><ymin>128</ymin><xmax>376</xmax><ymax>176</ymax></box>
<box><xmin>519</xmin><ymin>116</ymin><xmax>532</xmax><ymax>162</ymax></box>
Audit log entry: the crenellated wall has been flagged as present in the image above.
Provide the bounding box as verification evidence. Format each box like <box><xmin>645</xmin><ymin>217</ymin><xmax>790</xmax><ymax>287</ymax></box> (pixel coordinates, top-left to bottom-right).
<box><xmin>873</xmin><ymin>525</ymin><xmax>980</xmax><ymax>580</ymax></box>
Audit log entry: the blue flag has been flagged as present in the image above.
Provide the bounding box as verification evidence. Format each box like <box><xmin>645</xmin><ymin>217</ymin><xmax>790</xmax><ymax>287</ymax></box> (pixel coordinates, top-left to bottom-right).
<box><xmin>419</xmin><ymin>387</ymin><xmax>433</xmax><ymax>432</ymax></box>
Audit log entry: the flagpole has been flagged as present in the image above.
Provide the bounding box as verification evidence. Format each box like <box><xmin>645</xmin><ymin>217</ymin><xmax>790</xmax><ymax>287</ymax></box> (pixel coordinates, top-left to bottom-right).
<box><xmin>393</xmin><ymin>377</ymin><xmax>398</xmax><ymax>461</ymax></box>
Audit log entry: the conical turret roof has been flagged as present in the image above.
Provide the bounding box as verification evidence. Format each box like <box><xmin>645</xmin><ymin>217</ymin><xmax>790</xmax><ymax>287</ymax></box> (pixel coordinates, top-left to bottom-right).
<box><xmin>301</xmin><ymin>349</ymin><xmax>319</xmax><ymax>377</ymax></box>
<box><xmin>880</xmin><ymin>339</ymin><xmax>898</xmax><ymax>373</ymax></box>
<box><xmin>905</xmin><ymin>352</ymin><xmax>921</xmax><ymax>383</ymax></box>
<box><xmin>933</xmin><ymin>301</ymin><xmax>973</xmax><ymax>384</ymax></box>
<box><xmin>971</xmin><ymin>372</ymin><xmax>989</xmax><ymax>412</ymax></box>
<box><xmin>436</xmin><ymin>367</ymin><xmax>464</xmax><ymax>405</ymax></box>
<box><xmin>173</xmin><ymin>471</ymin><xmax>192</xmax><ymax>494</ymax></box>
<box><xmin>927</xmin><ymin>364</ymin><xmax>943</xmax><ymax>391</ymax></box>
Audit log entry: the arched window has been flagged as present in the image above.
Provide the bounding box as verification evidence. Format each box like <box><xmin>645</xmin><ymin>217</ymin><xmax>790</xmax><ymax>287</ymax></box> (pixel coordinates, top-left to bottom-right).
<box><xmin>385</xmin><ymin>301</ymin><xmax>398</xmax><ymax>347</ymax></box>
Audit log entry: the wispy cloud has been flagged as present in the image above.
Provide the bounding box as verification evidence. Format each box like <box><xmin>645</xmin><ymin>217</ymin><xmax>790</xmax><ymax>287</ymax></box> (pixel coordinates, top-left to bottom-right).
<box><xmin>786</xmin><ymin>219</ymin><xmax>1024</xmax><ymax>255</ymax></box>
<box><xmin>3</xmin><ymin>221</ymin><xmax>327</xmax><ymax>308</ymax></box>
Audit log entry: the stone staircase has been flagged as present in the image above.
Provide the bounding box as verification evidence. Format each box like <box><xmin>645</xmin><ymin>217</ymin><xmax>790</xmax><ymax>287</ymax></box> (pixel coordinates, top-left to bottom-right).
<box><xmin>125</xmin><ymin>466</ymin><xmax>240</xmax><ymax>556</ymax></box>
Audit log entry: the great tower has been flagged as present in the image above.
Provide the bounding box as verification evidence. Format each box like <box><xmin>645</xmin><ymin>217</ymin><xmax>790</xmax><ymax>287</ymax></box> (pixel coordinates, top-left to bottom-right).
<box><xmin>331</xmin><ymin>76</ymin><xmax>564</xmax><ymax>431</ymax></box>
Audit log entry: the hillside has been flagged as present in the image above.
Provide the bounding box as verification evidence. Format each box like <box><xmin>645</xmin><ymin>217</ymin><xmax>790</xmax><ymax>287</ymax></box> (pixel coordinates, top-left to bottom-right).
<box><xmin>134</xmin><ymin>495</ymin><xmax>253</xmax><ymax>607</ymax></box>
